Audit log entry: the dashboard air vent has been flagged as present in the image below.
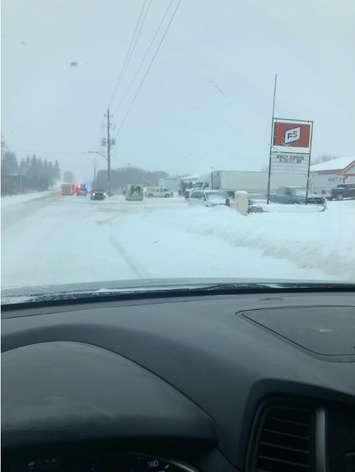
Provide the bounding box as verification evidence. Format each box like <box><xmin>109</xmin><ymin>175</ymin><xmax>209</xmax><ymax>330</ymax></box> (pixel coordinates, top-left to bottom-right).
<box><xmin>254</xmin><ymin>405</ymin><xmax>315</xmax><ymax>472</ymax></box>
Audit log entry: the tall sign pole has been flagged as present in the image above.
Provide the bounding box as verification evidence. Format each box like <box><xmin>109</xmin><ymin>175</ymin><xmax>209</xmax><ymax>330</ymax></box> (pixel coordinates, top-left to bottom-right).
<box><xmin>267</xmin><ymin>73</ymin><xmax>278</xmax><ymax>204</ymax></box>
<box><xmin>305</xmin><ymin>121</ymin><xmax>314</xmax><ymax>203</ymax></box>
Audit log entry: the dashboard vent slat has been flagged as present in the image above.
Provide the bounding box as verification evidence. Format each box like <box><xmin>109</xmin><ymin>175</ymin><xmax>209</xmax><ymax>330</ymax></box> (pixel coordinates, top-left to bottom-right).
<box><xmin>254</xmin><ymin>405</ymin><xmax>315</xmax><ymax>472</ymax></box>
<box><xmin>260</xmin><ymin>441</ymin><xmax>311</xmax><ymax>454</ymax></box>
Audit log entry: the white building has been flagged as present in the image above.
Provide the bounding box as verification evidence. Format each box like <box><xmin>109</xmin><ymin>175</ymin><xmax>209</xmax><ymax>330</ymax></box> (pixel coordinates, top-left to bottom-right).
<box><xmin>310</xmin><ymin>156</ymin><xmax>355</xmax><ymax>194</ymax></box>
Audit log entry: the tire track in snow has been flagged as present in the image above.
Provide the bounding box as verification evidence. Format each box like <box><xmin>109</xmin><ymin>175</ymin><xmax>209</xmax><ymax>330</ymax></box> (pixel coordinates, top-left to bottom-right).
<box><xmin>109</xmin><ymin>235</ymin><xmax>150</xmax><ymax>279</ymax></box>
<box><xmin>95</xmin><ymin>203</ymin><xmax>150</xmax><ymax>278</ymax></box>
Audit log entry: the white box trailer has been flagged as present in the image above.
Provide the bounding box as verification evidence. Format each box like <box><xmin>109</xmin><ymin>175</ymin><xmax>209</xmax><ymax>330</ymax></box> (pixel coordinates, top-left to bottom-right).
<box><xmin>211</xmin><ymin>170</ymin><xmax>306</xmax><ymax>196</ymax></box>
<box><xmin>158</xmin><ymin>177</ymin><xmax>181</xmax><ymax>193</ymax></box>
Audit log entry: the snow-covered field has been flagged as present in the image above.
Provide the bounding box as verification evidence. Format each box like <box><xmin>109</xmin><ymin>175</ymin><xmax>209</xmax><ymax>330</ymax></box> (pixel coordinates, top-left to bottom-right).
<box><xmin>2</xmin><ymin>193</ymin><xmax>354</xmax><ymax>289</ymax></box>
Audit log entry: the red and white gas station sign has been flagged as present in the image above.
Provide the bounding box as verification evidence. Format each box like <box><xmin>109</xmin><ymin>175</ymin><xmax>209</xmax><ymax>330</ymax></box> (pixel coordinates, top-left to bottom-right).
<box><xmin>273</xmin><ymin>120</ymin><xmax>312</xmax><ymax>148</ymax></box>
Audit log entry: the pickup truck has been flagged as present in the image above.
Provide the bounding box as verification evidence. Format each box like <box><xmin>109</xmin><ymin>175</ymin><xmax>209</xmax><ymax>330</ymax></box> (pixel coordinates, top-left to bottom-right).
<box><xmin>270</xmin><ymin>186</ymin><xmax>326</xmax><ymax>207</ymax></box>
<box><xmin>330</xmin><ymin>183</ymin><xmax>355</xmax><ymax>200</ymax></box>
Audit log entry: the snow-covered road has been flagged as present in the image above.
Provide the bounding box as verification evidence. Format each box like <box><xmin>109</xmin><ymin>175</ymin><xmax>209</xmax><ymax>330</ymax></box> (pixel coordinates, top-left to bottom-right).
<box><xmin>2</xmin><ymin>192</ymin><xmax>354</xmax><ymax>289</ymax></box>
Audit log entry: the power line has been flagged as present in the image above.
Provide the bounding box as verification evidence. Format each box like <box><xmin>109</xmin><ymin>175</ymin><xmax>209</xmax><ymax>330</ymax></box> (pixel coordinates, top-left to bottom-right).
<box><xmin>112</xmin><ymin>0</ymin><xmax>176</xmax><ymax>118</ymax></box>
<box><xmin>108</xmin><ymin>0</ymin><xmax>153</xmax><ymax>108</ymax></box>
<box><xmin>114</xmin><ymin>0</ymin><xmax>183</xmax><ymax>141</ymax></box>
<box><xmin>108</xmin><ymin>0</ymin><xmax>148</xmax><ymax>106</ymax></box>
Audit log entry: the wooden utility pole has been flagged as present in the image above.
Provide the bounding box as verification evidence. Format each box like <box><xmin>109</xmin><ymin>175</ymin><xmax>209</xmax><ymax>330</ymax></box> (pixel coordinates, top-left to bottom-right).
<box><xmin>106</xmin><ymin>108</ymin><xmax>112</xmax><ymax>195</ymax></box>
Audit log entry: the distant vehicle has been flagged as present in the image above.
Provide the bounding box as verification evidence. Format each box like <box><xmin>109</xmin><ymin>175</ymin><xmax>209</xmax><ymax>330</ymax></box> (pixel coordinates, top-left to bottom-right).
<box><xmin>184</xmin><ymin>188</ymin><xmax>194</xmax><ymax>199</ymax></box>
<box><xmin>270</xmin><ymin>187</ymin><xmax>326</xmax><ymax>207</ymax></box>
<box><xmin>90</xmin><ymin>190</ymin><xmax>106</xmax><ymax>201</ymax></box>
<box><xmin>158</xmin><ymin>177</ymin><xmax>181</xmax><ymax>193</ymax></box>
<box><xmin>126</xmin><ymin>185</ymin><xmax>144</xmax><ymax>201</ymax></box>
<box><xmin>210</xmin><ymin>170</ymin><xmax>305</xmax><ymax>193</ymax></box>
<box><xmin>61</xmin><ymin>183</ymin><xmax>75</xmax><ymax>195</ymax></box>
<box><xmin>145</xmin><ymin>187</ymin><xmax>173</xmax><ymax>198</ymax></box>
<box><xmin>187</xmin><ymin>189</ymin><xmax>204</xmax><ymax>204</ymax></box>
<box><xmin>329</xmin><ymin>183</ymin><xmax>355</xmax><ymax>200</ymax></box>
<box><xmin>76</xmin><ymin>183</ymin><xmax>88</xmax><ymax>196</ymax></box>
<box><xmin>189</xmin><ymin>190</ymin><xmax>230</xmax><ymax>207</ymax></box>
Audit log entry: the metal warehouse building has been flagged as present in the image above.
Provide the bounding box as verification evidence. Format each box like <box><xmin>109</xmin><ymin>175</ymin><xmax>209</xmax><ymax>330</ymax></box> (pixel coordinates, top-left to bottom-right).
<box><xmin>310</xmin><ymin>156</ymin><xmax>355</xmax><ymax>194</ymax></box>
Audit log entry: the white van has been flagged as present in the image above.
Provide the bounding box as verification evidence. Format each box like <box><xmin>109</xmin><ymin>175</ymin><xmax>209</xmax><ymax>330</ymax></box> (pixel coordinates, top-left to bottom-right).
<box><xmin>145</xmin><ymin>187</ymin><xmax>173</xmax><ymax>198</ymax></box>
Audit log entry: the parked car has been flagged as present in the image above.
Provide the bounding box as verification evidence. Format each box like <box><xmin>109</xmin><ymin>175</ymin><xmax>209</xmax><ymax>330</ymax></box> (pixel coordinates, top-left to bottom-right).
<box><xmin>189</xmin><ymin>190</ymin><xmax>230</xmax><ymax>207</ymax></box>
<box><xmin>90</xmin><ymin>190</ymin><xmax>106</xmax><ymax>201</ymax></box>
<box><xmin>270</xmin><ymin>187</ymin><xmax>326</xmax><ymax>207</ymax></box>
<box><xmin>188</xmin><ymin>189</ymin><xmax>204</xmax><ymax>204</ymax></box>
<box><xmin>330</xmin><ymin>183</ymin><xmax>355</xmax><ymax>200</ymax></box>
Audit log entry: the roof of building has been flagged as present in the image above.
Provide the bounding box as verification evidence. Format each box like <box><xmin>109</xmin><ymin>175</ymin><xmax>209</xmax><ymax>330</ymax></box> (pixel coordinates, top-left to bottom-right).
<box><xmin>311</xmin><ymin>156</ymin><xmax>355</xmax><ymax>172</ymax></box>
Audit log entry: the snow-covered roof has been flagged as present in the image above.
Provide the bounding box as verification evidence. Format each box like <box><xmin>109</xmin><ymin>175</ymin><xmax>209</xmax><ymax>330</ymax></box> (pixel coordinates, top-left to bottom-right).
<box><xmin>311</xmin><ymin>156</ymin><xmax>355</xmax><ymax>172</ymax></box>
<box><xmin>181</xmin><ymin>174</ymin><xmax>201</xmax><ymax>180</ymax></box>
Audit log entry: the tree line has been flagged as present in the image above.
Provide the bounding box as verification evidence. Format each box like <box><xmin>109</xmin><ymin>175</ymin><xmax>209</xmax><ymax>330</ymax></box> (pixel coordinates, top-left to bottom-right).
<box><xmin>1</xmin><ymin>147</ymin><xmax>61</xmax><ymax>195</ymax></box>
<box><xmin>93</xmin><ymin>166</ymin><xmax>168</xmax><ymax>191</ymax></box>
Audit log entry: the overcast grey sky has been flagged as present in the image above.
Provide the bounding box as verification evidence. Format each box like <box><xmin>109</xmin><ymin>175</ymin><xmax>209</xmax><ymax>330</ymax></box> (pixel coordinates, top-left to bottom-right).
<box><xmin>2</xmin><ymin>0</ymin><xmax>355</xmax><ymax>180</ymax></box>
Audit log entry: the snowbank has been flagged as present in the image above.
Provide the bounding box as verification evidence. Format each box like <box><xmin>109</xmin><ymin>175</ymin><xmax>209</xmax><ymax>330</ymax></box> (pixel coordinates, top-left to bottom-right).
<box><xmin>131</xmin><ymin>200</ymin><xmax>355</xmax><ymax>281</ymax></box>
<box><xmin>1</xmin><ymin>191</ymin><xmax>57</xmax><ymax>208</ymax></box>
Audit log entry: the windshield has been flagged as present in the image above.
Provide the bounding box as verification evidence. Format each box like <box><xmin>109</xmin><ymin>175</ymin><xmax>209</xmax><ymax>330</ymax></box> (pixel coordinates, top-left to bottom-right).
<box><xmin>2</xmin><ymin>0</ymin><xmax>355</xmax><ymax>296</ymax></box>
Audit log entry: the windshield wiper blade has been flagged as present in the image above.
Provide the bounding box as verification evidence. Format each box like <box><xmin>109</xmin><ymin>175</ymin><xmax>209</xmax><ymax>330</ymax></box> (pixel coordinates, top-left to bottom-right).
<box><xmin>194</xmin><ymin>281</ymin><xmax>355</xmax><ymax>291</ymax></box>
<box><xmin>2</xmin><ymin>281</ymin><xmax>355</xmax><ymax>310</ymax></box>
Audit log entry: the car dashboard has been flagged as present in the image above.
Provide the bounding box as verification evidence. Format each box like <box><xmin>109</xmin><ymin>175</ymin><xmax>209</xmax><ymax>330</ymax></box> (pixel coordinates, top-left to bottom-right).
<box><xmin>7</xmin><ymin>451</ymin><xmax>199</xmax><ymax>471</ymax></box>
<box><xmin>2</xmin><ymin>289</ymin><xmax>355</xmax><ymax>472</ymax></box>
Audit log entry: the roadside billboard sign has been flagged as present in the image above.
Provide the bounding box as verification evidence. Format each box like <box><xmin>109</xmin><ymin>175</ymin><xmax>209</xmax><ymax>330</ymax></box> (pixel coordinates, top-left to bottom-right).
<box><xmin>273</xmin><ymin>119</ymin><xmax>312</xmax><ymax>149</ymax></box>
<box><xmin>271</xmin><ymin>151</ymin><xmax>310</xmax><ymax>175</ymax></box>
<box><xmin>266</xmin><ymin>73</ymin><xmax>314</xmax><ymax>202</ymax></box>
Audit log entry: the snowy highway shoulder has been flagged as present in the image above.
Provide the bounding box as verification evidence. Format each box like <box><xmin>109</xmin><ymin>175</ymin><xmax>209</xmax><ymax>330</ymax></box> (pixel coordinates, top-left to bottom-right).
<box><xmin>1</xmin><ymin>190</ymin><xmax>58</xmax><ymax>208</ymax></box>
<box><xmin>2</xmin><ymin>193</ymin><xmax>354</xmax><ymax>289</ymax></box>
